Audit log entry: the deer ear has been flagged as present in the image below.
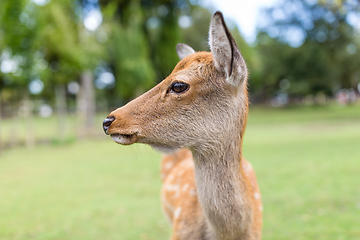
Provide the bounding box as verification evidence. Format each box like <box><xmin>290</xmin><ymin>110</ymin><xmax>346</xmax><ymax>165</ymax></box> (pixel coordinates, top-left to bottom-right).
<box><xmin>176</xmin><ymin>43</ymin><xmax>196</xmax><ymax>60</ymax></box>
<box><xmin>209</xmin><ymin>11</ymin><xmax>247</xmax><ymax>87</ymax></box>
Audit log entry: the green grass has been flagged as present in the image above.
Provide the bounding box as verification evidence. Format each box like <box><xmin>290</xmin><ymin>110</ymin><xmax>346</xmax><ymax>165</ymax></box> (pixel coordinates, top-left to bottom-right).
<box><xmin>244</xmin><ymin>105</ymin><xmax>360</xmax><ymax>240</ymax></box>
<box><xmin>1</xmin><ymin>104</ymin><xmax>360</xmax><ymax>240</ymax></box>
<box><xmin>0</xmin><ymin>113</ymin><xmax>108</xmax><ymax>146</ymax></box>
<box><xmin>0</xmin><ymin>141</ymin><xmax>169</xmax><ymax>240</ymax></box>
<box><xmin>0</xmin><ymin>114</ymin><xmax>76</xmax><ymax>145</ymax></box>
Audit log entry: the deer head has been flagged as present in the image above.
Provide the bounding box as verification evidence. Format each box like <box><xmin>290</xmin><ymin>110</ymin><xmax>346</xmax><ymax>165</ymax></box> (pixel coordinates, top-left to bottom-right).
<box><xmin>103</xmin><ymin>12</ymin><xmax>248</xmax><ymax>154</ymax></box>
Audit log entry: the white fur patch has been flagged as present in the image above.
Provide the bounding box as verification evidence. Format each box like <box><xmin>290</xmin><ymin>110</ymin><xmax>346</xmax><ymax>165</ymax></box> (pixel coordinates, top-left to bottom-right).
<box><xmin>165</xmin><ymin>184</ymin><xmax>179</xmax><ymax>192</ymax></box>
<box><xmin>247</xmin><ymin>162</ymin><xmax>253</xmax><ymax>170</ymax></box>
<box><xmin>165</xmin><ymin>183</ymin><xmax>180</xmax><ymax>198</ymax></box>
<box><xmin>187</xmin><ymin>161</ymin><xmax>194</xmax><ymax>168</ymax></box>
<box><xmin>174</xmin><ymin>207</ymin><xmax>182</xmax><ymax>219</ymax></box>
<box><xmin>164</xmin><ymin>162</ymin><xmax>174</xmax><ymax>170</ymax></box>
<box><xmin>189</xmin><ymin>189</ymin><xmax>197</xmax><ymax>196</ymax></box>
<box><xmin>111</xmin><ymin>135</ymin><xmax>129</xmax><ymax>145</ymax></box>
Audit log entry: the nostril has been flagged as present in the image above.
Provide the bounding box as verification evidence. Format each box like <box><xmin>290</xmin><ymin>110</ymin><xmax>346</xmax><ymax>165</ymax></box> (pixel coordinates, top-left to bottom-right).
<box><xmin>103</xmin><ymin>117</ymin><xmax>114</xmax><ymax>127</ymax></box>
<box><xmin>103</xmin><ymin>116</ymin><xmax>115</xmax><ymax>134</ymax></box>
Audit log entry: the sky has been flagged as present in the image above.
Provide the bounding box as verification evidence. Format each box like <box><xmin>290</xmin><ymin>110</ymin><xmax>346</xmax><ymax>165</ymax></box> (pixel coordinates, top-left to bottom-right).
<box><xmin>204</xmin><ymin>0</ymin><xmax>279</xmax><ymax>43</ymax></box>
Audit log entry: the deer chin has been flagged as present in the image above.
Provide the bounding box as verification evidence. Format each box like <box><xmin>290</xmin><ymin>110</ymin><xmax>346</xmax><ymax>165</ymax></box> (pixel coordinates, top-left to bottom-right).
<box><xmin>148</xmin><ymin>143</ymin><xmax>181</xmax><ymax>154</ymax></box>
<box><xmin>111</xmin><ymin>133</ymin><xmax>138</xmax><ymax>145</ymax></box>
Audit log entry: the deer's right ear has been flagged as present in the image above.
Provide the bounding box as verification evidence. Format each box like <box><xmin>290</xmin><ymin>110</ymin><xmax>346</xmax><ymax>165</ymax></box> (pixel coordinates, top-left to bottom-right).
<box><xmin>176</xmin><ymin>43</ymin><xmax>195</xmax><ymax>60</ymax></box>
<box><xmin>209</xmin><ymin>11</ymin><xmax>247</xmax><ymax>88</ymax></box>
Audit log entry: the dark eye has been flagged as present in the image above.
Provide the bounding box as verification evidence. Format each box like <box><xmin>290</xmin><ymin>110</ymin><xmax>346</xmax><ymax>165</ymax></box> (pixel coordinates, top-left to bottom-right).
<box><xmin>170</xmin><ymin>82</ymin><xmax>189</xmax><ymax>94</ymax></box>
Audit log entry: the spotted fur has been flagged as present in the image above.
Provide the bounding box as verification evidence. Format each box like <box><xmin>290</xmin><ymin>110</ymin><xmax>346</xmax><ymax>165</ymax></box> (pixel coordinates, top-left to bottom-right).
<box><xmin>105</xmin><ymin>11</ymin><xmax>262</xmax><ymax>240</ymax></box>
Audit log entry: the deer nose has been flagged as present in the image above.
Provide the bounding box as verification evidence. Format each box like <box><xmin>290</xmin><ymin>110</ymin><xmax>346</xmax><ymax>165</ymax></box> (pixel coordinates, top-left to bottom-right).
<box><xmin>103</xmin><ymin>116</ymin><xmax>115</xmax><ymax>134</ymax></box>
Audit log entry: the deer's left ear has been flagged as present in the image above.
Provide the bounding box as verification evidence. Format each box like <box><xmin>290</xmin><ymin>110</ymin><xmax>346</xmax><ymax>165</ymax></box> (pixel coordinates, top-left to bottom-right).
<box><xmin>176</xmin><ymin>43</ymin><xmax>196</xmax><ymax>60</ymax></box>
<box><xmin>209</xmin><ymin>11</ymin><xmax>247</xmax><ymax>87</ymax></box>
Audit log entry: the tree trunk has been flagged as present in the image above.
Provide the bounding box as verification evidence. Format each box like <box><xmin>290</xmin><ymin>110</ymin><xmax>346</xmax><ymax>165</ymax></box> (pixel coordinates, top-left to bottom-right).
<box><xmin>23</xmin><ymin>91</ymin><xmax>35</xmax><ymax>148</ymax></box>
<box><xmin>55</xmin><ymin>84</ymin><xmax>67</xmax><ymax>142</ymax></box>
<box><xmin>77</xmin><ymin>71</ymin><xmax>95</xmax><ymax>138</ymax></box>
<box><xmin>0</xmin><ymin>90</ymin><xmax>2</xmax><ymax>153</ymax></box>
<box><xmin>10</xmin><ymin>101</ymin><xmax>18</xmax><ymax>148</ymax></box>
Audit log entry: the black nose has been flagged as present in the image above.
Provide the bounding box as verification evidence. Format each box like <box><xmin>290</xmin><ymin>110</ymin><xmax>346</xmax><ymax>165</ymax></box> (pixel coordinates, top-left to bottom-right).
<box><xmin>103</xmin><ymin>116</ymin><xmax>115</xmax><ymax>134</ymax></box>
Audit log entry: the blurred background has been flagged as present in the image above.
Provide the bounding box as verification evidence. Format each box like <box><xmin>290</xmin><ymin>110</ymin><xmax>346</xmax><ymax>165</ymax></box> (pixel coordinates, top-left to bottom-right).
<box><xmin>0</xmin><ymin>0</ymin><xmax>359</xmax><ymax>239</ymax></box>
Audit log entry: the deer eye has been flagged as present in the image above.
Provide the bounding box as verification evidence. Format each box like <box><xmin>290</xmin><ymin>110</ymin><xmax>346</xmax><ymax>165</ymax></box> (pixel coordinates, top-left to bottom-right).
<box><xmin>169</xmin><ymin>82</ymin><xmax>189</xmax><ymax>94</ymax></box>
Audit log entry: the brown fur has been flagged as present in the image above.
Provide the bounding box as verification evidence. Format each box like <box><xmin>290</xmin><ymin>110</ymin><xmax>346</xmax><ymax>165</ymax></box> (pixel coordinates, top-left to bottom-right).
<box><xmin>106</xmin><ymin>52</ymin><xmax>262</xmax><ymax>239</ymax></box>
<box><xmin>105</xmin><ymin>12</ymin><xmax>262</xmax><ymax>240</ymax></box>
<box><xmin>160</xmin><ymin>149</ymin><xmax>262</xmax><ymax>240</ymax></box>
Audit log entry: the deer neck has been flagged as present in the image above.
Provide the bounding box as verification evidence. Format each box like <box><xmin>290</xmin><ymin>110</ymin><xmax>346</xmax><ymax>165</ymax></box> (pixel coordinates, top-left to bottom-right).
<box><xmin>191</xmin><ymin>125</ymin><xmax>253</xmax><ymax>239</ymax></box>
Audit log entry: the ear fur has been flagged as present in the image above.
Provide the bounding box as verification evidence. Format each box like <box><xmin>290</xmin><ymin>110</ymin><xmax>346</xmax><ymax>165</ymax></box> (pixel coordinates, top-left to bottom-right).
<box><xmin>176</xmin><ymin>43</ymin><xmax>196</xmax><ymax>60</ymax></box>
<box><xmin>209</xmin><ymin>11</ymin><xmax>247</xmax><ymax>87</ymax></box>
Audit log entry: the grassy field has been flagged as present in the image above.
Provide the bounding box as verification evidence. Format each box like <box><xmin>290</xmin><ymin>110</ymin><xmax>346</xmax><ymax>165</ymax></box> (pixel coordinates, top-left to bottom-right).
<box><xmin>0</xmin><ymin>113</ymin><xmax>105</xmax><ymax>146</ymax></box>
<box><xmin>1</xmin><ymin>104</ymin><xmax>360</xmax><ymax>240</ymax></box>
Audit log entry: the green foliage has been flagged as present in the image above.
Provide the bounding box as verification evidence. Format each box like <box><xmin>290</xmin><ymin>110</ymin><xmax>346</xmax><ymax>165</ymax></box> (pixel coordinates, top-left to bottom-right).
<box><xmin>39</xmin><ymin>1</ymin><xmax>82</xmax><ymax>84</ymax></box>
<box><xmin>38</xmin><ymin>0</ymin><xmax>103</xmax><ymax>85</ymax></box>
<box><xmin>181</xmin><ymin>7</ymin><xmax>212</xmax><ymax>52</ymax></box>
<box><xmin>2</xmin><ymin>0</ymin><xmax>359</xmax><ymax>105</ymax></box>
<box><xmin>254</xmin><ymin>0</ymin><xmax>360</xmax><ymax>100</ymax></box>
<box><xmin>99</xmin><ymin>0</ymin><xmax>187</xmax><ymax>101</ymax></box>
<box><xmin>151</xmin><ymin>4</ymin><xmax>182</xmax><ymax>79</ymax></box>
<box><xmin>0</xmin><ymin>0</ymin><xmax>41</xmax><ymax>86</ymax></box>
<box><xmin>0</xmin><ymin>0</ymin><xmax>103</xmax><ymax>102</ymax></box>
<box><xmin>107</xmin><ymin>2</ymin><xmax>156</xmax><ymax>100</ymax></box>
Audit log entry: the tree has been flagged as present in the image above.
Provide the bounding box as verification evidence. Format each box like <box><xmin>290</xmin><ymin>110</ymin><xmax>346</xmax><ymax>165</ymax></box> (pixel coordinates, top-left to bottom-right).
<box><xmin>0</xmin><ymin>0</ymin><xmax>104</xmax><ymax>145</ymax></box>
<box><xmin>0</xmin><ymin>0</ymin><xmax>44</xmax><ymax>147</ymax></box>
<box><xmin>255</xmin><ymin>0</ymin><xmax>360</xmax><ymax>102</ymax></box>
<box><xmin>99</xmin><ymin>0</ymin><xmax>194</xmax><ymax>104</ymax></box>
<box><xmin>38</xmin><ymin>0</ymin><xmax>103</xmax><ymax>139</ymax></box>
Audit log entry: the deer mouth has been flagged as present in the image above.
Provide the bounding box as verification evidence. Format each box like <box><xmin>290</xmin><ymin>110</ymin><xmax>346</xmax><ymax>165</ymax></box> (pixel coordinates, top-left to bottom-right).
<box><xmin>111</xmin><ymin>133</ymin><xmax>138</xmax><ymax>145</ymax></box>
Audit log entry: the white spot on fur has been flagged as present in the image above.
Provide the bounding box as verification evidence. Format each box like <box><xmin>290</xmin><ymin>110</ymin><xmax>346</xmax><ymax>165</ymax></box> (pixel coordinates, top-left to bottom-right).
<box><xmin>177</xmin><ymin>170</ymin><xmax>184</xmax><ymax>176</ymax></box>
<box><xmin>259</xmin><ymin>206</ymin><xmax>263</xmax><ymax>211</ymax></box>
<box><xmin>254</xmin><ymin>192</ymin><xmax>260</xmax><ymax>199</ymax></box>
<box><xmin>165</xmin><ymin>183</ymin><xmax>180</xmax><ymax>198</ymax></box>
<box><xmin>160</xmin><ymin>191</ymin><xmax>175</xmax><ymax>225</ymax></box>
<box><xmin>186</xmin><ymin>159</ymin><xmax>194</xmax><ymax>167</ymax></box>
<box><xmin>182</xmin><ymin>184</ymin><xmax>189</xmax><ymax>192</ymax></box>
<box><xmin>189</xmin><ymin>189</ymin><xmax>197</xmax><ymax>196</ymax></box>
<box><xmin>174</xmin><ymin>191</ymin><xmax>180</xmax><ymax>198</ymax></box>
<box><xmin>165</xmin><ymin>184</ymin><xmax>179</xmax><ymax>192</ymax></box>
<box><xmin>174</xmin><ymin>207</ymin><xmax>182</xmax><ymax>219</ymax></box>
<box><xmin>242</xmin><ymin>164</ymin><xmax>249</xmax><ymax>173</ymax></box>
<box><xmin>162</xmin><ymin>194</ymin><xmax>175</xmax><ymax>211</ymax></box>
<box><xmin>164</xmin><ymin>161</ymin><xmax>173</xmax><ymax>170</ymax></box>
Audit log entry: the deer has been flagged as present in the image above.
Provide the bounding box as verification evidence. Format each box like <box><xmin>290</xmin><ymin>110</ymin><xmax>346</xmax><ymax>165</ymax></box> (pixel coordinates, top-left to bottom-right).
<box><xmin>103</xmin><ymin>11</ymin><xmax>262</xmax><ymax>240</ymax></box>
